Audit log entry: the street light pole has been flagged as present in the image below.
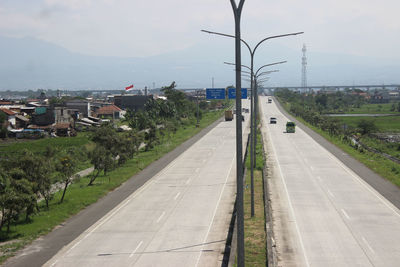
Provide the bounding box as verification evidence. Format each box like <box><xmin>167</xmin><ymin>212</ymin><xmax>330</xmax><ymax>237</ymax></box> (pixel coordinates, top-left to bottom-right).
<box><xmin>204</xmin><ymin>30</ymin><xmax>303</xmax><ymax>218</ymax></box>
<box><xmin>225</xmin><ymin>61</ymin><xmax>285</xmax><ymax>217</ymax></box>
<box><xmin>229</xmin><ymin>1</ymin><xmax>245</xmax><ymax>266</ymax></box>
<box><xmin>196</xmin><ymin>90</ymin><xmax>200</xmax><ymax>127</ymax></box>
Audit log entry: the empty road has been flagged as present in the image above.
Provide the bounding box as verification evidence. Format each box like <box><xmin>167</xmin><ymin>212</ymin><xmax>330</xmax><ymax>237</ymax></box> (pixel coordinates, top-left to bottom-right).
<box><xmin>260</xmin><ymin>96</ymin><xmax>400</xmax><ymax>267</ymax></box>
<box><xmin>42</xmin><ymin>101</ymin><xmax>250</xmax><ymax>267</ymax></box>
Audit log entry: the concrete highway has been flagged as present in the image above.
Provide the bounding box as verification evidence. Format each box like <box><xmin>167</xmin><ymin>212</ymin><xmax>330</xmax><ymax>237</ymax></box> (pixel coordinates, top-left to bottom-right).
<box><xmin>260</xmin><ymin>96</ymin><xmax>400</xmax><ymax>267</ymax></box>
<box><xmin>41</xmin><ymin>100</ymin><xmax>250</xmax><ymax>267</ymax></box>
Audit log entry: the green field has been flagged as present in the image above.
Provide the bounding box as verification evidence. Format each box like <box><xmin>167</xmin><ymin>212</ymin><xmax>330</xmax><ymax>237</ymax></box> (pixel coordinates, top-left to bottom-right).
<box><xmin>334</xmin><ymin>116</ymin><xmax>400</xmax><ymax>132</ymax></box>
<box><xmin>348</xmin><ymin>103</ymin><xmax>400</xmax><ymax>114</ymax></box>
<box><xmin>0</xmin><ymin>132</ymin><xmax>91</xmax><ymax>155</ymax></box>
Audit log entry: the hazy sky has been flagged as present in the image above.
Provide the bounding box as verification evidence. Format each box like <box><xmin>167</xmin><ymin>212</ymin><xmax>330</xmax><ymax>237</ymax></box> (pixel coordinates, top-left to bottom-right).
<box><xmin>1</xmin><ymin>0</ymin><xmax>399</xmax><ymax>59</ymax></box>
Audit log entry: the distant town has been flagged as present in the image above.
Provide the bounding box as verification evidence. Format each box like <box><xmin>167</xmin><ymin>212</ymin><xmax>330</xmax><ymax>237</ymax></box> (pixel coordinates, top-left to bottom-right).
<box><xmin>1</xmin><ymin>86</ymin><xmax>398</xmax><ymax>140</ymax></box>
<box><xmin>0</xmin><ymin>87</ymin><xmax>207</xmax><ymax>139</ymax></box>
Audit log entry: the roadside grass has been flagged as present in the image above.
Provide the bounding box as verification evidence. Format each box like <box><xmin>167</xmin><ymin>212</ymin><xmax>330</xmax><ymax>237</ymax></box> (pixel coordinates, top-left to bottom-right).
<box><xmin>235</xmin><ymin>128</ymin><xmax>266</xmax><ymax>266</ymax></box>
<box><xmin>0</xmin><ymin>132</ymin><xmax>91</xmax><ymax>155</ymax></box>
<box><xmin>359</xmin><ymin>136</ymin><xmax>400</xmax><ymax>159</ymax></box>
<box><xmin>347</xmin><ymin>103</ymin><xmax>400</xmax><ymax>114</ymax></box>
<box><xmin>334</xmin><ymin>116</ymin><xmax>400</xmax><ymax>132</ymax></box>
<box><xmin>0</xmin><ymin>110</ymin><xmax>223</xmax><ymax>264</ymax></box>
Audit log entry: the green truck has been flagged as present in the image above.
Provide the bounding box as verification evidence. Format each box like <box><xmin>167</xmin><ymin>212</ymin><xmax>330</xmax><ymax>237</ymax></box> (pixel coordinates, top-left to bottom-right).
<box><xmin>286</xmin><ymin>121</ymin><xmax>296</xmax><ymax>133</ymax></box>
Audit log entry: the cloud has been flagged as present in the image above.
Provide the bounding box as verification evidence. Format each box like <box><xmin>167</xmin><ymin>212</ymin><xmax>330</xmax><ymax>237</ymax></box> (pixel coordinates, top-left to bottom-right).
<box><xmin>0</xmin><ymin>0</ymin><xmax>399</xmax><ymax>60</ymax></box>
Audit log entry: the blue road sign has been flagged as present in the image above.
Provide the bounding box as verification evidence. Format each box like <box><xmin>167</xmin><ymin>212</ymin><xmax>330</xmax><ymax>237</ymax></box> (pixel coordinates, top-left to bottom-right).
<box><xmin>206</xmin><ymin>88</ymin><xmax>226</xmax><ymax>99</ymax></box>
<box><xmin>228</xmin><ymin>88</ymin><xmax>248</xmax><ymax>99</ymax></box>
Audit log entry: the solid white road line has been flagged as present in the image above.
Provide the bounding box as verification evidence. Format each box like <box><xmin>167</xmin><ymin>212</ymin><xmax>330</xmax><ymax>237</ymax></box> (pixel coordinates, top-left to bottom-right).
<box><xmin>341</xmin><ymin>209</ymin><xmax>351</xmax><ymax>220</ymax></box>
<box><xmin>327</xmin><ymin>190</ymin><xmax>335</xmax><ymax>198</ymax></box>
<box><xmin>174</xmin><ymin>192</ymin><xmax>181</xmax><ymax>200</ymax></box>
<box><xmin>129</xmin><ymin>241</ymin><xmax>143</xmax><ymax>258</ymax></box>
<box><xmin>156</xmin><ymin>211</ymin><xmax>166</xmax><ymax>223</ymax></box>
<box><xmin>362</xmin><ymin>237</ymin><xmax>375</xmax><ymax>254</ymax></box>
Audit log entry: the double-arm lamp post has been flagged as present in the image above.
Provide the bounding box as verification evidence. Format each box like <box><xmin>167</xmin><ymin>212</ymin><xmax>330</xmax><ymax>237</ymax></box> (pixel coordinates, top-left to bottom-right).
<box><xmin>201</xmin><ymin>29</ymin><xmax>303</xmax><ymax>179</ymax></box>
<box><xmin>206</xmin><ymin>2</ymin><xmax>302</xmax><ymax>265</ymax></box>
<box><xmin>224</xmin><ymin>61</ymin><xmax>285</xmax><ymax>216</ymax></box>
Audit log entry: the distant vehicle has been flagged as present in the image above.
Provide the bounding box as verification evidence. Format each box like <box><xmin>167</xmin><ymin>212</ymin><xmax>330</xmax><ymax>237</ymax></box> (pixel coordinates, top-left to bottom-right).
<box><xmin>286</xmin><ymin>121</ymin><xmax>296</xmax><ymax>133</ymax></box>
<box><xmin>268</xmin><ymin>98</ymin><xmax>272</xmax><ymax>103</ymax></box>
<box><xmin>242</xmin><ymin>108</ymin><xmax>249</xmax><ymax>113</ymax></box>
<box><xmin>225</xmin><ymin>110</ymin><xmax>233</xmax><ymax>121</ymax></box>
<box><xmin>236</xmin><ymin>114</ymin><xmax>244</xmax><ymax>121</ymax></box>
<box><xmin>270</xmin><ymin>117</ymin><xmax>277</xmax><ymax>124</ymax></box>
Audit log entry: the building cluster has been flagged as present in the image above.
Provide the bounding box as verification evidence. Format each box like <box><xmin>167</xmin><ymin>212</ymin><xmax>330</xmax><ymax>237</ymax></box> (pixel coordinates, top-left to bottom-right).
<box><xmin>0</xmin><ymin>92</ymin><xmax>154</xmax><ymax>138</ymax></box>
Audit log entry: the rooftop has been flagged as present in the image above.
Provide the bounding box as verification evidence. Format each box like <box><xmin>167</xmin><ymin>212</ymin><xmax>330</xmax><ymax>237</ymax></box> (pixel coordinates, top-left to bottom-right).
<box><xmin>96</xmin><ymin>104</ymin><xmax>122</xmax><ymax>114</ymax></box>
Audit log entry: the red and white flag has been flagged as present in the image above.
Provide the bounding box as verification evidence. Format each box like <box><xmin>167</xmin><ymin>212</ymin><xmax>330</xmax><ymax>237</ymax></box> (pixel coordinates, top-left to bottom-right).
<box><xmin>125</xmin><ymin>84</ymin><xmax>134</xmax><ymax>91</ymax></box>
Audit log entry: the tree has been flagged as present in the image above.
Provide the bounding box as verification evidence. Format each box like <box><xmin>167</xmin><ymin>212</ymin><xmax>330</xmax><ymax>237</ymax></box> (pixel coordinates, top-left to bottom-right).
<box><xmin>161</xmin><ymin>81</ymin><xmax>190</xmax><ymax>117</ymax></box>
<box><xmin>0</xmin><ymin>174</ymin><xmax>34</xmax><ymax>233</ymax></box>
<box><xmin>0</xmin><ymin>111</ymin><xmax>8</xmax><ymax>138</ymax></box>
<box><xmin>357</xmin><ymin>119</ymin><xmax>377</xmax><ymax>135</ymax></box>
<box><xmin>88</xmin><ymin>145</ymin><xmax>113</xmax><ymax>185</ymax></box>
<box><xmin>144</xmin><ymin>123</ymin><xmax>158</xmax><ymax>151</ymax></box>
<box><xmin>57</xmin><ymin>154</ymin><xmax>78</xmax><ymax>203</ymax></box>
<box><xmin>15</xmin><ymin>151</ymin><xmax>53</xmax><ymax>213</ymax></box>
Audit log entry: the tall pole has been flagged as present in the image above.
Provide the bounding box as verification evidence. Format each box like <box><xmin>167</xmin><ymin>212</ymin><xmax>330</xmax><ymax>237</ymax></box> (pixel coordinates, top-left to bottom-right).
<box><xmin>203</xmin><ymin>29</ymin><xmax>302</xmax><ymax>218</ymax></box>
<box><xmin>229</xmin><ymin>1</ymin><xmax>245</xmax><ymax>266</ymax></box>
<box><xmin>249</xmin><ymin>54</ymin><xmax>255</xmax><ymax>217</ymax></box>
<box><xmin>196</xmin><ymin>90</ymin><xmax>200</xmax><ymax>127</ymax></box>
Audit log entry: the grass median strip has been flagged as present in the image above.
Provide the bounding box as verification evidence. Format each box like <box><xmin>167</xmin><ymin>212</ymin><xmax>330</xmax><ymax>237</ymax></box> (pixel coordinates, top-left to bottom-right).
<box><xmin>234</xmin><ymin>128</ymin><xmax>267</xmax><ymax>266</ymax></box>
<box><xmin>0</xmin><ymin>110</ymin><xmax>223</xmax><ymax>264</ymax></box>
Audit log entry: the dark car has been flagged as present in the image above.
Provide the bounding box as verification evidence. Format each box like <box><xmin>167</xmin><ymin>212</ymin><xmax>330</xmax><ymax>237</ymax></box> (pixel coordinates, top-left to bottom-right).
<box><xmin>270</xmin><ymin>117</ymin><xmax>277</xmax><ymax>124</ymax></box>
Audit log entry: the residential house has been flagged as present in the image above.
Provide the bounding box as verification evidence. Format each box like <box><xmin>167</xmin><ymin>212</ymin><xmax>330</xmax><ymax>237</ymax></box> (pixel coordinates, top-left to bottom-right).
<box><xmin>65</xmin><ymin>99</ymin><xmax>91</xmax><ymax>117</ymax></box>
<box><xmin>370</xmin><ymin>92</ymin><xmax>390</xmax><ymax>104</ymax></box>
<box><xmin>15</xmin><ymin>115</ymin><xmax>29</xmax><ymax>128</ymax></box>
<box><xmin>31</xmin><ymin>107</ymin><xmax>55</xmax><ymax>126</ymax></box>
<box><xmin>114</xmin><ymin>95</ymin><xmax>153</xmax><ymax>111</ymax></box>
<box><xmin>54</xmin><ymin>106</ymin><xmax>76</xmax><ymax>124</ymax></box>
<box><xmin>95</xmin><ymin>105</ymin><xmax>122</xmax><ymax>119</ymax></box>
<box><xmin>0</xmin><ymin>108</ymin><xmax>16</xmax><ymax>129</ymax></box>
<box><xmin>389</xmin><ymin>91</ymin><xmax>400</xmax><ymax>100</ymax></box>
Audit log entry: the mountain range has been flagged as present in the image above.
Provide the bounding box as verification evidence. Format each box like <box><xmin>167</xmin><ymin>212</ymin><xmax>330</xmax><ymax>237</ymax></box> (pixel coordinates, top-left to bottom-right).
<box><xmin>0</xmin><ymin>35</ymin><xmax>399</xmax><ymax>91</ymax></box>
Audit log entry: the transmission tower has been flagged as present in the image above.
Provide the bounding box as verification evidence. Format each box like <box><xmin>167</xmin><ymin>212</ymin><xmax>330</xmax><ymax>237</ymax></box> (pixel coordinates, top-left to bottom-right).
<box><xmin>301</xmin><ymin>44</ymin><xmax>307</xmax><ymax>89</ymax></box>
